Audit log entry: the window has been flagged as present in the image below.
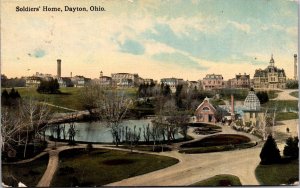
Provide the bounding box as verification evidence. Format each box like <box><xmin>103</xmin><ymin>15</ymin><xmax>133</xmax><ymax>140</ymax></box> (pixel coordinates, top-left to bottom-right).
<box><xmin>202</xmin><ymin>107</ymin><xmax>210</xmax><ymax>111</ymax></box>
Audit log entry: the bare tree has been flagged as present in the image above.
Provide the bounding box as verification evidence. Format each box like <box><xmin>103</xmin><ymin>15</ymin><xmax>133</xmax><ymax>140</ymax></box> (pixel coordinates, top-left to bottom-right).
<box><xmin>98</xmin><ymin>89</ymin><xmax>132</xmax><ymax>146</ymax></box>
<box><xmin>20</xmin><ymin>98</ymin><xmax>52</xmax><ymax>157</ymax></box>
<box><xmin>1</xmin><ymin>107</ymin><xmax>24</xmax><ymax>153</ymax></box>
<box><xmin>1</xmin><ymin>97</ymin><xmax>52</xmax><ymax>159</ymax></box>
<box><xmin>80</xmin><ymin>83</ymin><xmax>104</xmax><ymax>116</ymax></box>
<box><xmin>253</xmin><ymin>108</ymin><xmax>275</xmax><ymax>141</ymax></box>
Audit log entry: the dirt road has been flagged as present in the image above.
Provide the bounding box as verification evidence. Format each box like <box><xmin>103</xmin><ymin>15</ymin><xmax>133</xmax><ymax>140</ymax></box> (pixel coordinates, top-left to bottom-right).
<box><xmin>272</xmin><ymin>89</ymin><xmax>298</xmax><ymax>100</ymax></box>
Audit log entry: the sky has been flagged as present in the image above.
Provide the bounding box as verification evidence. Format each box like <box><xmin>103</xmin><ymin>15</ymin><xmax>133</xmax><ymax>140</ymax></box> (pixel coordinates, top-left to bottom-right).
<box><xmin>1</xmin><ymin>0</ymin><xmax>298</xmax><ymax>80</ymax></box>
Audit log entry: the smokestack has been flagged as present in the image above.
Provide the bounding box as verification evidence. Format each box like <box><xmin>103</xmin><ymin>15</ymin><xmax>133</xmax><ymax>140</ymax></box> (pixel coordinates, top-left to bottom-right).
<box><xmin>57</xmin><ymin>59</ymin><xmax>61</xmax><ymax>78</ymax></box>
<box><xmin>231</xmin><ymin>94</ymin><xmax>235</xmax><ymax>121</ymax></box>
<box><xmin>100</xmin><ymin>71</ymin><xmax>103</xmax><ymax>78</ymax></box>
<box><xmin>294</xmin><ymin>54</ymin><xmax>297</xmax><ymax>80</ymax></box>
<box><xmin>70</xmin><ymin>72</ymin><xmax>72</xmax><ymax>78</ymax></box>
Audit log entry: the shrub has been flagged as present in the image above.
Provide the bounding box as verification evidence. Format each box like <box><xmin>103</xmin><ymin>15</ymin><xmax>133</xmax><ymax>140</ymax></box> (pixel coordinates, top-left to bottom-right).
<box><xmin>260</xmin><ymin>134</ymin><xmax>281</xmax><ymax>165</ymax></box>
<box><xmin>256</xmin><ymin>91</ymin><xmax>269</xmax><ymax>104</ymax></box>
<box><xmin>86</xmin><ymin>143</ymin><xmax>93</xmax><ymax>153</ymax></box>
<box><xmin>283</xmin><ymin>136</ymin><xmax>299</xmax><ymax>159</ymax></box>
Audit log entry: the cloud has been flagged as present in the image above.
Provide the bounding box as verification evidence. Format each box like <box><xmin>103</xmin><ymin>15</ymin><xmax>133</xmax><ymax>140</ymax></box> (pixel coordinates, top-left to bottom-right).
<box><xmin>227</xmin><ymin>21</ymin><xmax>251</xmax><ymax>33</ymax></box>
<box><xmin>119</xmin><ymin>39</ymin><xmax>145</xmax><ymax>55</ymax></box>
<box><xmin>152</xmin><ymin>52</ymin><xmax>208</xmax><ymax>70</ymax></box>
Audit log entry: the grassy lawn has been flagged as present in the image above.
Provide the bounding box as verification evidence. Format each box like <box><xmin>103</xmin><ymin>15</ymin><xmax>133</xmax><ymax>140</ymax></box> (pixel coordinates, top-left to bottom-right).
<box><xmin>5</xmin><ymin>87</ymin><xmax>139</xmax><ymax>112</ymax></box>
<box><xmin>290</xmin><ymin>91</ymin><xmax>299</xmax><ymax>98</ymax></box>
<box><xmin>179</xmin><ymin>134</ymin><xmax>255</xmax><ymax>154</ymax></box>
<box><xmin>179</xmin><ymin>142</ymin><xmax>256</xmax><ymax>154</ymax></box>
<box><xmin>51</xmin><ymin>148</ymin><xmax>179</xmax><ymax>186</ymax></box>
<box><xmin>2</xmin><ymin>154</ymin><xmax>49</xmax><ymax>187</ymax></box>
<box><xmin>118</xmin><ymin>145</ymin><xmax>172</xmax><ymax>152</ymax></box>
<box><xmin>262</xmin><ymin>100</ymin><xmax>298</xmax><ymax>112</ymax></box>
<box><xmin>190</xmin><ymin>174</ymin><xmax>242</xmax><ymax>186</ymax></box>
<box><xmin>188</xmin><ymin>122</ymin><xmax>222</xmax><ymax>129</ymax></box>
<box><xmin>276</xmin><ymin>112</ymin><xmax>298</xmax><ymax>121</ymax></box>
<box><xmin>15</xmin><ymin>87</ymin><xmax>85</xmax><ymax>111</ymax></box>
<box><xmin>255</xmin><ymin>160</ymin><xmax>299</xmax><ymax>185</ymax></box>
<box><xmin>181</xmin><ymin>134</ymin><xmax>250</xmax><ymax>148</ymax></box>
<box><xmin>266</xmin><ymin>90</ymin><xmax>282</xmax><ymax>99</ymax></box>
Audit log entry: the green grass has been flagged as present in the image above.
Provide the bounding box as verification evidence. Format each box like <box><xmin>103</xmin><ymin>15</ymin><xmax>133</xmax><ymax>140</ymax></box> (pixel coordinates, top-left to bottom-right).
<box><xmin>181</xmin><ymin>134</ymin><xmax>250</xmax><ymax>148</ymax></box>
<box><xmin>15</xmin><ymin>87</ymin><xmax>85</xmax><ymax>111</ymax></box>
<box><xmin>190</xmin><ymin>174</ymin><xmax>242</xmax><ymax>186</ymax></box>
<box><xmin>2</xmin><ymin>154</ymin><xmax>49</xmax><ymax>187</ymax></box>
<box><xmin>51</xmin><ymin>148</ymin><xmax>179</xmax><ymax>186</ymax></box>
<box><xmin>6</xmin><ymin>87</ymin><xmax>139</xmax><ymax>112</ymax></box>
<box><xmin>179</xmin><ymin>142</ymin><xmax>256</xmax><ymax>154</ymax></box>
<box><xmin>262</xmin><ymin>100</ymin><xmax>298</xmax><ymax>112</ymax></box>
<box><xmin>118</xmin><ymin>145</ymin><xmax>172</xmax><ymax>152</ymax></box>
<box><xmin>290</xmin><ymin>91</ymin><xmax>299</xmax><ymax>98</ymax></box>
<box><xmin>255</xmin><ymin>160</ymin><xmax>299</xmax><ymax>185</ymax></box>
<box><xmin>266</xmin><ymin>90</ymin><xmax>282</xmax><ymax>99</ymax></box>
<box><xmin>188</xmin><ymin>122</ymin><xmax>222</xmax><ymax>129</ymax></box>
<box><xmin>276</xmin><ymin>112</ymin><xmax>298</xmax><ymax>121</ymax></box>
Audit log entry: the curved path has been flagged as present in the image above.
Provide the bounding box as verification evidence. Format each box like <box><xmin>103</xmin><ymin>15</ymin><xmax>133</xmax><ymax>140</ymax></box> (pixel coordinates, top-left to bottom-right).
<box><xmin>271</xmin><ymin>89</ymin><xmax>298</xmax><ymax>100</ymax></box>
<box><xmin>16</xmin><ymin>120</ymin><xmax>297</xmax><ymax>187</ymax></box>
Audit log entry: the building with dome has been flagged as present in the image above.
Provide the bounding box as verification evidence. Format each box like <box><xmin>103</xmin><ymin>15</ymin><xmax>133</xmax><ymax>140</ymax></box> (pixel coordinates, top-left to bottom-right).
<box><xmin>242</xmin><ymin>89</ymin><xmax>264</xmax><ymax>126</ymax></box>
<box><xmin>253</xmin><ymin>55</ymin><xmax>286</xmax><ymax>89</ymax></box>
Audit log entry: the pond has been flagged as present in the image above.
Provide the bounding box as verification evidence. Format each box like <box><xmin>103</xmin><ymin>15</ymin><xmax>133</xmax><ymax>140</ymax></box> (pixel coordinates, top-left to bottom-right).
<box><xmin>45</xmin><ymin>119</ymin><xmax>183</xmax><ymax>143</ymax></box>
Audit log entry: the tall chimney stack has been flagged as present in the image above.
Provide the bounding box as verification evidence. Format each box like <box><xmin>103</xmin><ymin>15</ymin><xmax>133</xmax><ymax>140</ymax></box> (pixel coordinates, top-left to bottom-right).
<box><xmin>231</xmin><ymin>94</ymin><xmax>235</xmax><ymax>121</ymax></box>
<box><xmin>57</xmin><ymin>59</ymin><xmax>61</xmax><ymax>78</ymax></box>
<box><xmin>294</xmin><ymin>54</ymin><xmax>297</xmax><ymax>80</ymax></box>
<box><xmin>70</xmin><ymin>72</ymin><xmax>72</xmax><ymax>78</ymax></box>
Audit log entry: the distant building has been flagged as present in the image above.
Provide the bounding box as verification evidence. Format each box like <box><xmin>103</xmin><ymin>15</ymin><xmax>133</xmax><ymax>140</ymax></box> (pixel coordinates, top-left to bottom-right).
<box><xmin>187</xmin><ymin>80</ymin><xmax>199</xmax><ymax>90</ymax></box>
<box><xmin>25</xmin><ymin>76</ymin><xmax>42</xmax><ymax>87</ymax></box>
<box><xmin>227</xmin><ymin>73</ymin><xmax>251</xmax><ymax>89</ymax></box>
<box><xmin>202</xmin><ymin>74</ymin><xmax>224</xmax><ymax>90</ymax></box>
<box><xmin>57</xmin><ymin>77</ymin><xmax>73</xmax><ymax>87</ymax></box>
<box><xmin>99</xmin><ymin>76</ymin><xmax>112</xmax><ymax>87</ymax></box>
<box><xmin>194</xmin><ymin>97</ymin><xmax>217</xmax><ymax>123</ymax></box>
<box><xmin>160</xmin><ymin>77</ymin><xmax>185</xmax><ymax>93</ymax></box>
<box><xmin>253</xmin><ymin>55</ymin><xmax>286</xmax><ymax>89</ymax></box>
<box><xmin>143</xmin><ymin>78</ymin><xmax>155</xmax><ymax>85</ymax></box>
<box><xmin>25</xmin><ymin>72</ymin><xmax>54</xmax><ymax>87</ymax></box>
<box><xmin>34</xmin><ymin>72</ymin><xmax>53</xmax><ymax>81</ymax></box>
<box><xmin>111</xmin><ymin>73</ymin><xmax>141</xmax><ymax>87</ymax></box>
<box><xmin>71</xmin><ymin>76</ymin><xmax>91</xmax><ymax>87</ymax></box>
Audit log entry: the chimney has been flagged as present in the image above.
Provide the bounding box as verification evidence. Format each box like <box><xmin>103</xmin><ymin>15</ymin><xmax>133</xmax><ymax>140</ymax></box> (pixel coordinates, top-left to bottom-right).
<box><xmin>70</xmin><ymin>72</ymin><xmax>72</xmax><ymax>78</ymax></box>
<box><xmin>231</xmin><ymin>94</ymin><xmax>235</xmax><ymax>121</ymax></box>
<box><xmin>57</xmin><ymin>59</ymin><xmax>61</xmax><ymax>78</ymax></box>
<box><xmin>294</xmin><ymin>54</ymin><xmax>297</xmax><ymax>80</ymax></box>
<box><xmin>100</xmin><ymin>71</ymin><xmax>103</xmax><ymax>78</ymax></box>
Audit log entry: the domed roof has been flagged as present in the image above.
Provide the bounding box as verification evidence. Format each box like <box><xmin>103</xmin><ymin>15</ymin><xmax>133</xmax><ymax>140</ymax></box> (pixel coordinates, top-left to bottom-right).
<box><xmin>244</xmin><ymin>91</ymin><xmax>261</xmax><ymax>111</ymax></box>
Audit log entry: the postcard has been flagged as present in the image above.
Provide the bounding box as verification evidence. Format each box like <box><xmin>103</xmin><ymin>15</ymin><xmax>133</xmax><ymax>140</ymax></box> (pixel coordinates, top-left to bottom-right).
<box><xmin>1</xmin><ymin>0</ymin><xmax>299</xmax><ymax>187</ymax></box>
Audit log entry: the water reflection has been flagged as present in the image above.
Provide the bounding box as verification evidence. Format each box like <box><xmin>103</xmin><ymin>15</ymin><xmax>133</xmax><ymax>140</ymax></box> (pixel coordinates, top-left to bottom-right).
<box><xmin>45</xmin><ymin>119</ymin><xmax>182</xmax><ymax>143</ymax></box>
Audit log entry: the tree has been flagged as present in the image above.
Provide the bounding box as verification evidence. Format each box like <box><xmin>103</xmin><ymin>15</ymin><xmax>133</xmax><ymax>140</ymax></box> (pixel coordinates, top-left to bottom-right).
<box><xmin>286</xmin><ymin>80</ymin><xmax>298</xmax><ymax>89</ymax></box>
<box><xmin>37</xmin><ymin>78</ymin><xmax>60</xmax><ymax>94</ymax></box>
<box><xmin>1</xmin><ymin>107</ymin><xmax>24</xmax><ymax>154</ymax></box>
<box><xmin>162</xmin><ymin>84</ymin><xmax>171</xmax><ymax>97</ymax></box>
<box><xmin>260</xmin><ymin>134</ymin><xmax>281</xmax><ymax>164</ymax></box>
<box><xmin>1</xmin><ymin>97</ymin><xmax>52</xmax><ymax>159</ymax></box>
<box><xmin>80</xmin><ymin>83</ymin><xmax>104</xmax><ymax>117</ymax></box>
<box><xmin>256</xmin><ymin>91</ymin><xmax>269</xmax><ymax>104</ymax></box>
<box><xmin>283</xmin><ymin>136</ymin><xmax>299</xmax><ymax>159</ymax></box>
<box><xmin>20</xmin><ymin>98</ymin><xmax>52</xmax><ymax>157</ymax></box>
<box><xmin>98</xmin><ymin>89</ymin><xmax>132</xmax><ymax>146</ymax></box>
